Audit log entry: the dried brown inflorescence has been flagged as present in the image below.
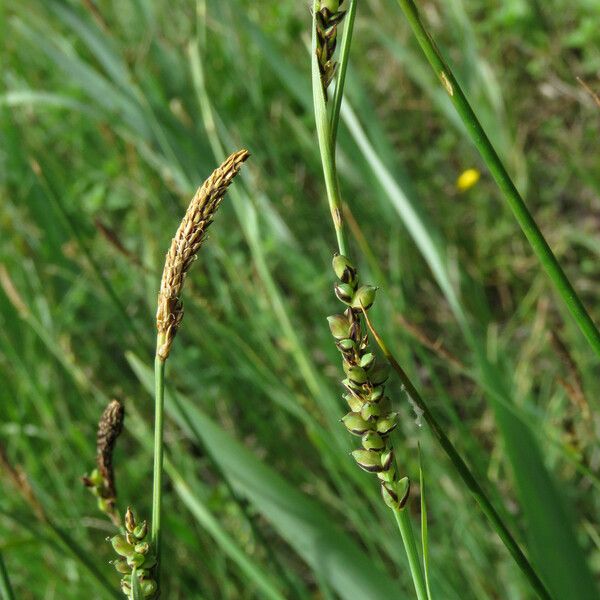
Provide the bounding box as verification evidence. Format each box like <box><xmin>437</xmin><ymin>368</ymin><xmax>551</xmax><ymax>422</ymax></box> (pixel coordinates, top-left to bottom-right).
<box><xmin>156</xmin><ymin>149</ymin><xmax>250</xmax><ymax>360</ymax></box>
<box><xmin>83</xmin><ymin>399</ymin><xmax>125</xmax><ymax>526</ymax></box>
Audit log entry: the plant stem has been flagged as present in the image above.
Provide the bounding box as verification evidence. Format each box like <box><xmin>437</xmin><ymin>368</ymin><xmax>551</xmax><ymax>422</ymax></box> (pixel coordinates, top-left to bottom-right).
<box><xmin>361</xmin><ymin>309</ymin><xmax>552</xmax><ymax>600</ymax></box>
<box><xmin>311</xmin><ymin>0</ymin><xmax>349</xmax><ymax>257</ymax></box>
<box><xmin>393</xmin><ymin>507</ymin><xmax>428</xmax><ymax>600</ymax></box>
<box><xmin>395</xmin><ymin>0</ymin><xmax>600</xmax><ymax>359</ymax></box>
<box><xmin>0</xmin><ymin>552</ymin><xmax>15</xmax><ymax>600</ymax></box>
<box><xmin>330</xmin><ymin>0</ymin><xmax>357</xmax><ymax>146</ymax></box>
<box><xmin>151</xmin><ymin>344</ymin><xmax>166</xmax><ymax>584</ymax></box>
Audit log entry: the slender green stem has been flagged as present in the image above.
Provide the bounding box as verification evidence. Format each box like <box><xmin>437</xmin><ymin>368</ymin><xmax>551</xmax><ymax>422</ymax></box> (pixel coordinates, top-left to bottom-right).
<box><xmin>311</xmin><ymin>0</ymin><xmax>349</xmax><ymax>257</ymax></box>
<box><xmin>393</xmin><ymin>507</ymin><xmax>428</xmax><ymax>600</ymax></box>
<box><xmin>0</xmin><ymin>552</ymin><xmax>15</xmax><ymax>600</ymax></box>
<box><xmin>330</xmin><ymin>0</ymin><xmax>357</xmax><ymax>146</ymax></box>
<box><xmin>395</xmin><ymin>0</ymin><xmax>600</xmax><ymax>359</ymax></box>
<box><xmin>151</xmin><ymin>346</ymin><xmax>166</xmax><ymax>584</ymax></box>
<box><xmin>362</xmin><ymin>310</ymin><xmax>552</xmax><ymax>600</ymax></box>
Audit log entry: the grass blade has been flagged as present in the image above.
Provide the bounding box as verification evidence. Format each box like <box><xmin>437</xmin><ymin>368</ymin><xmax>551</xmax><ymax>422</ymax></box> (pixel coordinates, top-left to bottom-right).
<box><xmin>394</xmin><ymin>0</ymin><xmax>600</xmax><ymax>358</ymax></box>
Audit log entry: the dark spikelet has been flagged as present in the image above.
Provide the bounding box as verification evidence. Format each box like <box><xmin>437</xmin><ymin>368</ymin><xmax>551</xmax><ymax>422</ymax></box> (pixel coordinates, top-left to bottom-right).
<box><xmin>315</xmin><ymin>1</ymin><xmax>347</xmax><ymax>96</ymax></box>
<box><xmin>156</xmin><ymin>149</ymin><xmax>250</xmax><ymax>360</ymax></box>
<box><xmin>96</xmin><ymin>399</ymin><xmax>125</xmax><ymax>503</ymax></box>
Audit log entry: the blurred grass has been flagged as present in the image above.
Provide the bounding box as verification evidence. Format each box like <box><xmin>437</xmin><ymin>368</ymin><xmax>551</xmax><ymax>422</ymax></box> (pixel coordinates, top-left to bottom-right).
<box><xmin>1</xmin><ymin>0</ymin><xmax>600</xmax><ymax>598</ymax></box>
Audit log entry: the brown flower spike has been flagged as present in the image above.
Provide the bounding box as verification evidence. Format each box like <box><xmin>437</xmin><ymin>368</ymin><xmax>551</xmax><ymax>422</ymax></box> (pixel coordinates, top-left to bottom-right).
<box><xmin>156</xmin><ymin>149</ymin><xmax>250</xmax><ymax>360</ymax></box>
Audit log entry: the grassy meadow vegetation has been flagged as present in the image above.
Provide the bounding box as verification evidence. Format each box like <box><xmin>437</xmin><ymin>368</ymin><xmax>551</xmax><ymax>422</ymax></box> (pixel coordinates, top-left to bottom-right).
<box><xmin>2</xmin><ymin>0</ymin><xmax>600</xmax><ymax>598</ymax></box>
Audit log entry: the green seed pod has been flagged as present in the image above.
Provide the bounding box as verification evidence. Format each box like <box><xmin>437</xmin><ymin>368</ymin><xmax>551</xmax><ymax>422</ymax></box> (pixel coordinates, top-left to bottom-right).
<box><xmin>359</xmin><ymin>352</ymin><xmax>375</xmax><ymax>370</ymax></box>
<box><xmin>370</xmin><ymin>364</ymin><xmax>389</xmax><ymax>385</ymax></box>
<box><xmin>344</xmin><ymin>393</ymin><xmax>363</xmax><ymax>413</ymax></box>
<box><xmin>327</xmin><ymin>314</ymin><xmax>350</xmax><ymax>339</ymax></box>
<box><xmin>377</xmin><ymin>413</ymin><xmax>398</xmax><ymax>436</ymax></box>
<box><xmin>380</xmin><ymin>449</ymin><xmax>394</xmax><ymax>471</ymax></box>
<box><xmin>141</xmin><ymin>555</ymin><xmax>157</xmax><ymax>570</ymax></box>
<box><xmin>347</xmin><ymin>365</ymin><xmax>367</xmax><ymax>384</ymax></box>
<box><xmin>336</xmin><ymin>338</ymin><xmax>355</xmax><ymax>353</ymax></box>
<box><xmin>369</xmin><ymin>386</ymin><xmax>384</xmax><ymax>402</ymax></box>
<box><xmin>134</xmin><ymin>542</ymin><xmax>150</xmax><ymax>555</ymax></box>
<box><xmin>377</xmin><ymin>463</ymin><xmax>396</xmax><ymax>482</ymax></box>
<box><xmin>112</xmin><ymin>558</ymin><xmax>130</xmax><ymax>574</ymax></box>
<box><xmin>342</xmin><ymin>412</ymin><xmax>371</xmax><ymax>436</ymax></box>
<box><xmin>352</xmin><ymin>449</ymin><xmax>384</xmax><ymax>473</ymax></box>
<box><xmin>381</xmin><ymin>478</ymin><xmax>410</xmax><ymax>510</ymax></box>
<box><xmin>360</xmin><ymin>402</ymin><xmax>381</xmax><ymax>421</ymax></box>
<box><xmin>126</xmin><ymin>552</ymin><xmax>144</xmax><ymax>569</ymax></box>
<box><xmin>127</xmin><ymin>552</ymin><xmax>146</xmax><ymax>568</ymax></box>
<box><xmin>342</xmin><ymin>377</ymin><xmax>362</xmax><ymax>394</ymax></box>
<box><xmin>362</xmin><ymin>431</ymin><xmax>385</xmax><ymax>451</ymax></box>
<box><xmin>351</xmin><ymin>285</ymin><xmax>377</xmax><ymax>310</ymax></box>
<box><xmin>111</xmin><ymin>534</ymin><xmax>135</xmax><ymax>558</ymax></box>
<box><xmin>141</xmin><ymin>580</ymin><xmax>158</xmax><ymax>597</ymax></box>
<box><xmin>133</xmin><ymin>521</ymin><xmax>148</xmax><ymax>540</ymax></box>
<box><xmin>332</xmin><ymin>254</ymin><xmax>357</xmax><ymax>285</ymax></box>
<box><xmin>120</xmin><ymin>579</ymin><xmax>132</xmax><ymax>595</ymax></box>
<box><xmin>334</xmin><ymin>282</ymin><xmax>354</xmax><ymax>304</ymax></box>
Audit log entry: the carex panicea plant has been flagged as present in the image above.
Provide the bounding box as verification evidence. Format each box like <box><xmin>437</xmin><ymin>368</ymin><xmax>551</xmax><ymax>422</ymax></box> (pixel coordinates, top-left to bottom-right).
<box><xmin>311</xmin><ymin>2</ymin><xmax>555</xmax><ymax>599</ymax></box>
<box><xmin>312</xmin><ymin>2</ymin><xmax>430</xmax><ymax>598</ymax></box>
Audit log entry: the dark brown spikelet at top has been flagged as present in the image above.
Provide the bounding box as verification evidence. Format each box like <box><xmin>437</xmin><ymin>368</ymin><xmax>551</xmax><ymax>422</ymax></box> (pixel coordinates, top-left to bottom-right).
<box><xmin>83</xmin><ymin>399</ymin><xmax>124</xmax><ymax>526</ymax></box>
<box><xmin>96</xmin><ymin>399</ymin><xmax>125</xmax><ymax>502</ymax></box>
<box><xmin>315</xmin><ymin>0</ymin><xmax>347</xmax><ymax>95</ymax></box>
<box><xmin>156</xmin><ymin>149</ymin><xmax>250</xmax><ymax>360</ymax></box>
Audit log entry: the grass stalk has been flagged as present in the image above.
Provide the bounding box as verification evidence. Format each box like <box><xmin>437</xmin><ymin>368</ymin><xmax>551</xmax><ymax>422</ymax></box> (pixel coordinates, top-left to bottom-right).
<box><xmin>361</xmin><ymin>309</ymin><xmax>552</xmax><ymax>600</ymax></box>
<box><xmin>394</xmin><ymin>0</ymin><xmax>600</xmax><ymax>359</ymax></box>
<box><xmin>151</xmin><ymin>350</ymin><xmax>166</xmax><ymax>581</ymax></box>
<box><xmin>392</xmin><ymin>507</ymin><xmax>428</xmax><ymax>600</ymax></box>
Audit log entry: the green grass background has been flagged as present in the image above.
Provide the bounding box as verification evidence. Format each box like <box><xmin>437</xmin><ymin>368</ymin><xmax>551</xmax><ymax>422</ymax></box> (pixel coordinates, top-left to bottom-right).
<box><xmin>1</xmin><ymin>0</ymin><xmax>600</xmax><ymax>598</ymax></box>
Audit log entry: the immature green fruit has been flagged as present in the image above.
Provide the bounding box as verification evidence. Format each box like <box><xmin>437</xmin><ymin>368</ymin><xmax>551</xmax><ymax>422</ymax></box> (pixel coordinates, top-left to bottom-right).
<box><xmin>359</xmin><ymin>353</ymin><xmax>375</xmax><ymax>370</ymax></box>
<box><xmin>351</xmin><ymin>285</ymin><xmax>377</xmax><ymax>310</ymax></box>
<box><xmin>133</xmin><ymin>521</ymin><xmax>148</xmax><ymax>540</ymax></box>
<box><xmin>377</xmin><ymin>464</ymin><xmax>396</xmax><ymax>483</ymax></box>
<box><xmin>381</xmin><ymin>477</ymin><xmax>410</xmax><ymax>510</ymax></box>
<box><xmin>360</xmin><ymin>402</ymin><xmax>381</xmax><ymax>421</ymax></box>
<box><xmin>337</xmin><ymin>338</ymin><xmax>355</xmax><ymax>353</ymax></box>
<box><xmin>327</xmin><ymin>314</ymin><xmax>350</xmax><ymax>339</ymax></box>
<box><xmin>342</xmin><ymin>412</ymin><xmax>371</xmax><ymax>435</ymax></box>
<box><xmin>370</xmin><ymin>364</ymin><xmax>390</xmax><ymax>385</ymax></box>
<box><xmin>334</xmin><ymin>282</ymin><xmax>354</xmax><ymax>304</ymax></box>
<box><xmin>380</xmin><ymin>449</ymin><xmax>394</xmax><ymax>471</ymax></box>
<box><xmin>342</xmin><ymin>377</ymin><xmax>362</xmax><ymax>394</ymax></box>
<box><xmin>344</xmin><ymin>393</ymin><xmax>363</xmax><ymax>413</ymax></box>
<box><xmin>134</xmin><ymin>542</ymin><xmax>150</xmax><ymax>555</ymax></box>
<box><xmin>369</xmin><ymin>386</ymin><xmax>384</xmax><ymax>402</ymax></box>
<box><xmin>321</xmin><ymin>0</ymin><xmax>342</xmax><ymax>13</ymax></box>
<box><xmin>141</xmin><ymin>580</ymin><xmax>158</xmax><ymax>597</ymax></box>
<box><xmin>346</xmin><ymin>365</ymin><xmax>367</xmax><ymax>384</ymax></box>
<box><xmin>141</xmin><ymin>554</ymin><xmax>157</xmax><ymax>570</ymax></box>
<box><xmin>362</xmin><ymin>431</ymin><xmax>385</xmax><ymax>451</ymax></box>
<box><xmin>111</xmin><ymin>534</ymin><xmax>135</xmax><ymax>558</ymax></box>
<box><xmin>352</xmin><ymin>449</ymin><xmax>385</xmax><ymax>473</ymax></box>
<box><xmin>376</xmin><ymin>413</ymin><xmax>399</xmax><ymax>436</ymax></box>
<box><xmin>127</xmin><ymin>552</ymin><xmax>146</xmax><ymax>568</ymax></box>
<box><xmin>112</xmin><ymin>558</ymin><xmax>130</xmax><ymax>574</ymax></box>
<box><xmin>332</xmin><ymin>254</ymin><xmax>357</xmax><ymax>285</ymax></box>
